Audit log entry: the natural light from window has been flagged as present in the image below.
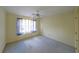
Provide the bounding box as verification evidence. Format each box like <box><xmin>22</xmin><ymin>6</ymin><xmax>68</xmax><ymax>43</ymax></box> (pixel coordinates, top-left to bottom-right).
<box><xmin>16</xmin><ymin>18</ymin><xmax>36</xmax><ymax>35</ymax></box>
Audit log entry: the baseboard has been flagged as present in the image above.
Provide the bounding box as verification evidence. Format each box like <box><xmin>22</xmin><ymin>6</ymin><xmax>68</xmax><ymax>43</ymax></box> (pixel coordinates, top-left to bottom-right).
<box><xmin>43</xmin><ymin>35</ymin><xmax>75</xmax><ymax>48</ymax></box>
<box><xmin>6</xmin><ymin>34</ymin><xmax>41</xmax><ymax>44</ymax></box>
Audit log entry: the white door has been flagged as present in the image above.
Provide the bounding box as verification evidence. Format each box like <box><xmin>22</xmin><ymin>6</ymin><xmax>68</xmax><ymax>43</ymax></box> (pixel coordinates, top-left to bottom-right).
<box><xmin>74</xmin><ymin>7</ymin><xmax>79</xmax><ymax>52</ymax></box>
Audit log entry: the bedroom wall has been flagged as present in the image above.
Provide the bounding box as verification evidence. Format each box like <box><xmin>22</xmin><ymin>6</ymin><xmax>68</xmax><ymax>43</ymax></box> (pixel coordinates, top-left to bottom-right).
<box><xmin>0</xmin><ymin>7</ymin><xmax>6</xmax><ymax>52</ymax></box>
<box><xmin>40</xmin><ymin>11</ymin><xmax>75</xmax><ymax>47</ymax></box>
<box><xmin>6</xmin><ymin>12</ymin><xmax>40</xmax><ymax>43</ymax></box>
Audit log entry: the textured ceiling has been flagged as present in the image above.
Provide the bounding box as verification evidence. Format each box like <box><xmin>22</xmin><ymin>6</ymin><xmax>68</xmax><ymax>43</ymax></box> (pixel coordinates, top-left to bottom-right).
<box><xmin>2</xmin><ymin>6</ymin><xmax>75</xmax><ymax>17</ymax></box>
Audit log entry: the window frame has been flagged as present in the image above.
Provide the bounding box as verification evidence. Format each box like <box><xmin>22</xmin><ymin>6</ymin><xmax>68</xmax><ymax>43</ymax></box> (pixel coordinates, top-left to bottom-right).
<box><xmin>16</xmin><ymin>18</ymin><xmax>37</xmax><ymax>36</ymax></box>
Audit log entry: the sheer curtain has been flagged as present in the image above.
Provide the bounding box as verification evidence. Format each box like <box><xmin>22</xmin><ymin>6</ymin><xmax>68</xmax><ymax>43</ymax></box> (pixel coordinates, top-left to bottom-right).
<box><xmin>16</xmin><ymin>18</ymin><xmax>36</xmax><ymax>35</ymax></box>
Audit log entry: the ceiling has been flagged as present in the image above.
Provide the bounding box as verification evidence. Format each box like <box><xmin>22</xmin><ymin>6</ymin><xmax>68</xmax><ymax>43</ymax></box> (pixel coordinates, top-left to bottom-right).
<box><xmin>2</xmin><ymin>6</ymin><xmax>75</xmax><ymax>17</ymax></box>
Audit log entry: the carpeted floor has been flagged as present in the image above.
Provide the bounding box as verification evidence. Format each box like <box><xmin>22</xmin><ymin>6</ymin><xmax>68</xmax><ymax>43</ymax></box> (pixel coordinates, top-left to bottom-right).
<box><xmin>3</xmin><ymin>36</ymin><xmax>75</xmax><ymax>53</ymax></box>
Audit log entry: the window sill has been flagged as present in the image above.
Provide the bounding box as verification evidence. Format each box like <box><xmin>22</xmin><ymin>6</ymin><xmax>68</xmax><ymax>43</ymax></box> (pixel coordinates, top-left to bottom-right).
<box><xmin>17</xmin><ymin>31</ymin><xmax>37</xmax><ymax>36</ymax></box>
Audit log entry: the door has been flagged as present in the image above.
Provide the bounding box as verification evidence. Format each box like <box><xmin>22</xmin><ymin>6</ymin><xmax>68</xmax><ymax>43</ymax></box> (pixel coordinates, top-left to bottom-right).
<box><xmin>74</xmin><ymin>7</ymin><xmax>79</xmax><ymax>52</ymax></box>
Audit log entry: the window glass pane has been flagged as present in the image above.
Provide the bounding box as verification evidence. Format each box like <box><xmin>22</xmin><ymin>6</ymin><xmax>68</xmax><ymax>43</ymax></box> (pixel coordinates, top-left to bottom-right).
<box><xmin>16</xmin><ymin>18</ymin><xmax>37</xmax><ymax>35</ymax></box>
<box><xmin>33</xmin><ymin>21</ymin><xmax>36</xmax><ymax>31</ymax></box>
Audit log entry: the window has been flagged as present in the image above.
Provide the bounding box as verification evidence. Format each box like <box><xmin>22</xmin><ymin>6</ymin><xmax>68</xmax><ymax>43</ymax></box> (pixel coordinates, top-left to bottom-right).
<box><xmin>16</xmin><ymin>18</ymin><xmax>37</xmax><ymax>35</ymax></box>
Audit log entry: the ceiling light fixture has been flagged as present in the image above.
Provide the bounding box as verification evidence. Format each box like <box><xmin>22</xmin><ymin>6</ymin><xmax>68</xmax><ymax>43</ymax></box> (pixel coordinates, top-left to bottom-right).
<box><xmin>32</xmin><ymin>10</ymin><xmax>40</xmax><ymax>20</ymax></box>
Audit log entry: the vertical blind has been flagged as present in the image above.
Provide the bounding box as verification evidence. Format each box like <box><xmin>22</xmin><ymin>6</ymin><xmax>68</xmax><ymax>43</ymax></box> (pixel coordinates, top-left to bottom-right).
<box><xmin>16</xmin><ymin>18</ymin><xmax>36</xmax><ymax>35</ymax></box>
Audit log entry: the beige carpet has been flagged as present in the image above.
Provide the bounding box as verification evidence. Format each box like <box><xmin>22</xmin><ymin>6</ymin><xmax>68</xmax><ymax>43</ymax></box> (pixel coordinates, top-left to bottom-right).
<box><xmin>3</xmin><ymin>36</ymin><xmax>75</xmax><ymax>53</ymax></box>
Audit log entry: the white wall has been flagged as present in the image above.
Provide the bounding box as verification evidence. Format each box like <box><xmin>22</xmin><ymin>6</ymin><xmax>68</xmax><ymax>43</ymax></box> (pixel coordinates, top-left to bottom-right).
<box><xmin>6</xmin><ymin>12</ymin><xmax>41</xmax><ymax>43</ymax></box>
<box><xmin>0</xmin><ymin>7</ymin><xmax>6</xmax><ymax>52</ymax></box>
<box><xmin>40</xmin><ymin>11</ymin><xmax>75</xmax><ymax>47</ymax></box>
